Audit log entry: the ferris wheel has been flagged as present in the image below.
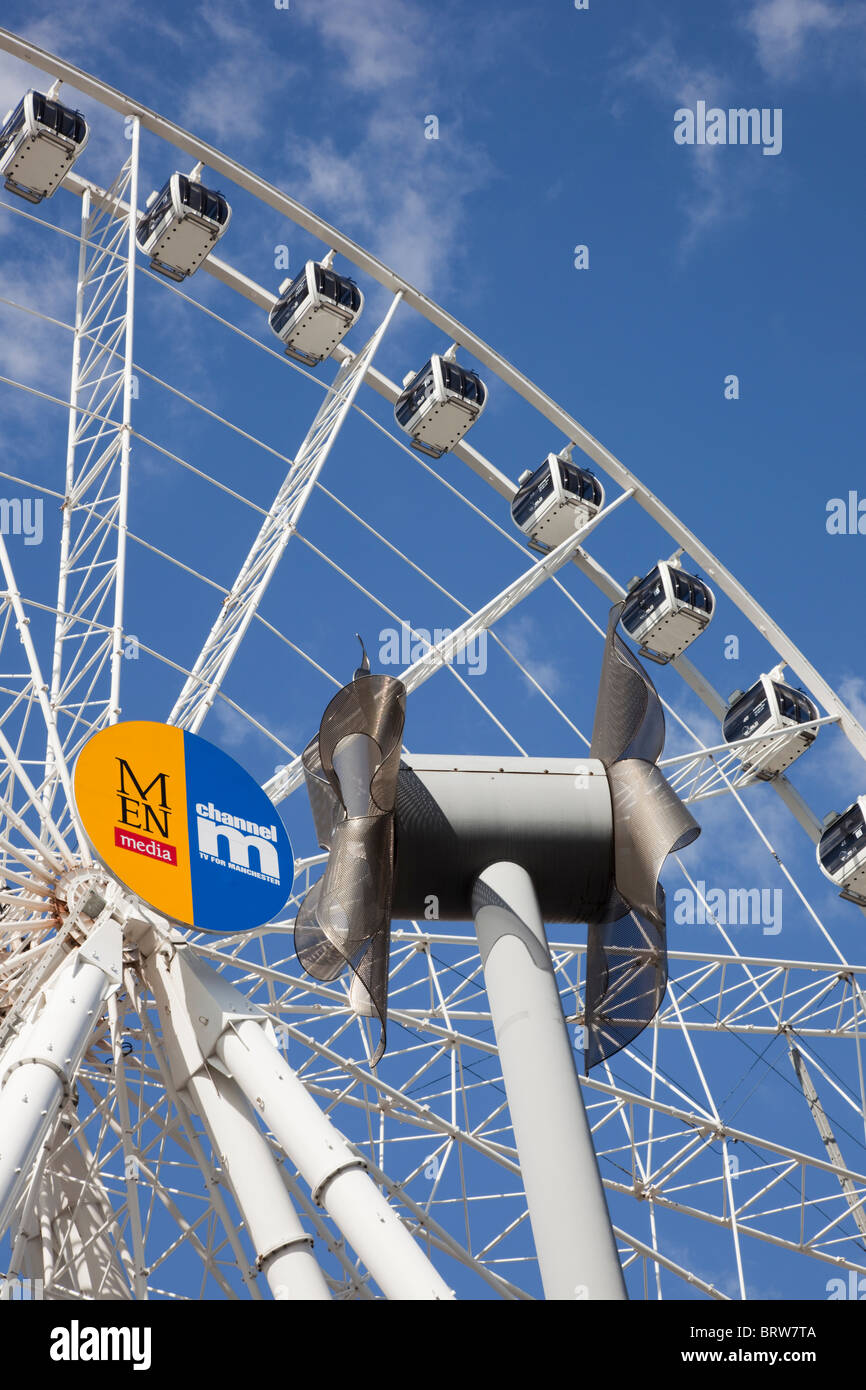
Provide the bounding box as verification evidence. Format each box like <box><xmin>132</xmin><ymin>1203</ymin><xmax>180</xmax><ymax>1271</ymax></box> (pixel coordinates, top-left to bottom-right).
<box><xmin>0</xmin><ymin>25</ymin><xmax>865</xmax><ymax>1304</ymax></box>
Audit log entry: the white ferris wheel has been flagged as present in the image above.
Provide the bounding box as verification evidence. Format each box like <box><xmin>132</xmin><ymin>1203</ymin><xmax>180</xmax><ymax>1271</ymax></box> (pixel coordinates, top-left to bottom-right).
<box><xmin>0</xmin><ymin>25</ymin><xmax>865</xmax><ymax>1304</ymax></box>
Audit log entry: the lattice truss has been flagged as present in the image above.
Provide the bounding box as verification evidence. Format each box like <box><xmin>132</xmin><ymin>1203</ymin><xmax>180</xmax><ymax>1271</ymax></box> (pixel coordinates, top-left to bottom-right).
<box><xmin>0</xmin><ymin>41</ymin><xmax>864</xmax><ymax>1302</ymax></box>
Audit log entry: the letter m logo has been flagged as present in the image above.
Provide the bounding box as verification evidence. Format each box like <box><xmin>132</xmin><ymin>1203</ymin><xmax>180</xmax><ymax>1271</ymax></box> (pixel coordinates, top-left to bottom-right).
<box><xmin>197</xmin><ymin>817</ymin><xmax>279</xmax><ymax>879</ymax></box>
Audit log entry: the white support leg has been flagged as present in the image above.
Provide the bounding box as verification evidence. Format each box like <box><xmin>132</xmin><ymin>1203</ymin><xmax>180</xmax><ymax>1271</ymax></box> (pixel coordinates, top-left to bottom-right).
<box><xmin>144</xmin><ymin>944</ymin><xmax>454</xmax><ymax>1300</ymax></box>
<box><xmin>215</xmin><ymin>1019</ymin><xmax>454</xmax><ymax>1301</ymax></box>
<box><xmin>472</xmin><ymin>861</ymin><xmax>626</xmax><ymax>1301</ymax></box>
<box><xmin>185</xmin><ymin>1066</ymin><xmax>332</xmax><ymax>1300</ymax></box>
<box><xmin>0</xmin><ymin>918</ymin><xmax>121</xmax><ymax>1238</ymax></box>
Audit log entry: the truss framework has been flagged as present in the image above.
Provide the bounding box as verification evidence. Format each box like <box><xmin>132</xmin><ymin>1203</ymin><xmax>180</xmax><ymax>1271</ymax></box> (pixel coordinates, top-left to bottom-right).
<box><xmin>0</xmin><ymin>27</ymin><xmax>861</xmax><ymax>1303</ymax></box>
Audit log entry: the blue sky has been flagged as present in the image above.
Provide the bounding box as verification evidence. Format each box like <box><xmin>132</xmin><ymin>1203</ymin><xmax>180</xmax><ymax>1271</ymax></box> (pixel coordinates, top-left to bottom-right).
<box><xmin>1</xmin><ymin>0</ymin><xmax>865</xmax><ymax>1302</ymax></box>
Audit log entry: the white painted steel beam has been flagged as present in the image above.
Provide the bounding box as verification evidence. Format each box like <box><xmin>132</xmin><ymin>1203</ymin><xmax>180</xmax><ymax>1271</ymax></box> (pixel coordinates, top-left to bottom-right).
<box><xmin>168</xmin><ymin>292</ymin><xmax>403</xmax><ymax>732</ymax></box>
<box><xmin>0</xmin><ymin>917</ymin><xmax>121</xmax><ymax>1237</ymax></box>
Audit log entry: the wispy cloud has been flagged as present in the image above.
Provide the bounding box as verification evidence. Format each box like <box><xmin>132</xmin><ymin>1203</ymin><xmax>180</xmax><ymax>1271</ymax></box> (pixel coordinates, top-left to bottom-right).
<box><xmin>297</xmin><ymin>0</ymin><xmax>428</xmax><ymax>94</ymax></box>
<box><xmin>176</xmin><ymin>5</ymin><xmax>297</xmax><ymax>147</ymax></box>
<box><xmin>1</xmin><ymin>0</ymin><xmax>498</xmax><ymax>297</ymax></box>
<box><xmin>613</xmin><ymin>35</ymin><xmax>756</xmax><ymax>252</ymax></box>
<box><xmin>743</xmin><ymin>0</ymin><xmax>866</xmax><ymax>80</ymax></box>
<box><xmin>287</xmin><ymin>0</ymin><xmax>497</xmax><ymax>296</ymax></box>
<box><xmin>837</xmin><ymin>675</ymin><xmax>866</xmax><ymax>726</ymax></box>
<box><xmin>500</xmin><ymin>613</ymin><xmax>566</xmax><ymax>698</ymax></box>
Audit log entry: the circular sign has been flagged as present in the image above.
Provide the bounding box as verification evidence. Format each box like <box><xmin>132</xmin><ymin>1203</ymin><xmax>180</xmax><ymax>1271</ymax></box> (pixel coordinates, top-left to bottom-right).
<box><xmin>74</xmin><ymin>721</ymin><xmax>294</xmax><ymax>932</ymax></box>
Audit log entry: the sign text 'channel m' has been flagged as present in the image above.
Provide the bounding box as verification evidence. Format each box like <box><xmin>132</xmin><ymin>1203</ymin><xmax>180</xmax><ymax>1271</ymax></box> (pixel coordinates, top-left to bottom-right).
<box><xmin>74</xmin><ymin>721</ymin><xmax>294</xmax><ymax>932</ymax></box>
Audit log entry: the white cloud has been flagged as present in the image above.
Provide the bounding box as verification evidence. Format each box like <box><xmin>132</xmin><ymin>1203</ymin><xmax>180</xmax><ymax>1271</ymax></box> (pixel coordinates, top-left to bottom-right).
<box><xmin>499</xmin><ymin>613</ymin><xmax>565</xmax><ymax>698</ymax></box>
<box><xmin>286</xmin><ymin>0</ymin><xmax>496</xmax><ymax>296</ymax></box>
<box><xmin>210</xmin><ymin>699</ymin><xmax>254</xmax><ymax>750</ymax></box>
<box><xmin>176</xmin><ymin>5</ymin><xmax>296</xmax><ymax>147</ymax></box>
<box><xmin>295</xmin><ymin>0</ymin><xmax>428</xmax><ymax>94</ymax></box>
<box><xmin>837</xmin><ymin>674</ymin><xmax>866</xmax><ymax>726</ymax></box>
<box><xmin>614</xmin><ymin>36</ymin><xmax>756</xmax><ymax>252</ymax></box>
<box><xmin>743</xmin><ymin>0</ymin><xmax>866</xmax><ymax>79</ymax></box>
<box><xmin>1</xmin><ymin>0</ymin><xmax>497</xmax><ymax>296</ymax></box>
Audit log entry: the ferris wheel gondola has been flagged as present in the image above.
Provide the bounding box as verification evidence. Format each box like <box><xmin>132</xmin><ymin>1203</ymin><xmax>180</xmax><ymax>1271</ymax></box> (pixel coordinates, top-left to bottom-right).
<box><xmin>620</xmin><ymin>560</ymin><xmax>714</xmax><ymax>663</ymax></box>
<box><xmin>269</xmin><ymin>259</ymin><xmax>364</xmax><ymax>365</ymax></box>
<box><xmin>2</xmin><ymin>22</ymin><xmax>866</xmax><ymax>1307</ymax></box>
<box><xmin>818</xmin><ymin>799</ymin><xmax>866</xmax><ymax>905</ymax></box>
<box><xmin>136</xmin><ymin>172</ymin><xmax>231</xmax><ymax>282</ymax></box>
<box><xmin>723</xmin><ymin>671</ymin><xmax>820</xmax><ymax>780</ymax></box>
<box><xmin>394</xmin><ymin>353</ymin><xmax>487</xmax><ymax>458</ymax></box>
<box><xmin>0</xmin><ymin>90</ymin><xmax>88</xmax><ymax>204</ymax></box>
<box><xmin>511</xmin><ymin>451</ymin><xmax>604</xmax><ymax>551</ymax></box>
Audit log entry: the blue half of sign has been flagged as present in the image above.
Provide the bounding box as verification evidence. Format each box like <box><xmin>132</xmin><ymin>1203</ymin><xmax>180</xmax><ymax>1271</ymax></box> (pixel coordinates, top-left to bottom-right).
<box><xmin>183</xmin><ymin>730</ymin><xmax>294</xmax><ymax>932</ymax></box>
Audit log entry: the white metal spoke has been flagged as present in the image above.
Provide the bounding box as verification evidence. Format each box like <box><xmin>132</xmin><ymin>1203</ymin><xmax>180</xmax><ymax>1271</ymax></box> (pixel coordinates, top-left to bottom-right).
<box><xmin>169</xmin><ymin>291</ymin><xmax>403</xmax><ymax>732</ymax></box>
<box><xmin>0</xmin><ymin>23</ymin><xmax>862</xmax><ymax>1303</ymax></box>
<box><xmin>46</xmin><ymin>130</ymin><xmax>139</xmax><ymax>819</ymax></box>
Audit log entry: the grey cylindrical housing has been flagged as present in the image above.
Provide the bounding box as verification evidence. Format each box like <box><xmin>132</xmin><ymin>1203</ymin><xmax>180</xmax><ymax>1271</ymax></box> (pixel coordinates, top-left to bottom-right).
<box><xmin>392</xmin><ymin>755</ymin><xmax>612</xmax><ymax>922</ymax></box>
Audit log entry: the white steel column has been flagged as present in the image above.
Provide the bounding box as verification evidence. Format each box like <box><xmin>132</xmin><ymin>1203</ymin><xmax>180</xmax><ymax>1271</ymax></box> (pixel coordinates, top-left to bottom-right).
<box><xmin>145</xmin><ymin>943</ymin><xmax>454</xmax><ymax>1299</ymax></box>
<box><xmin>185</xmin><ymin>1066</ymin><xmax>332</xmax><ymax>1300</ymax></box>
<box><xmin>50</xmin><ymin>186</ymin><xmax>90</xmax><ymax>709</ymax></box>
<box><xmin>109</xmin><ymin>115</ymin><xmax>139</xmax><ymax>723</ymax></box>
<box><xmin>471</xmin><ymin>861</ymin><xmax>626</xmax><ymax>1301</ymax></box>
<box><xmin>0</xmin><ymin>918</ymin><xmax>121</xmax><ymax>1237</ymax></box>
<box><xmin>215</xmin><ymin>1018</ymin><xmax>454</xmax><ymax>1300</ymax></box>
<box><xmin>47</xmin><ymin>131</ymin><xmax>142</xmax><ymax>797</ymax></box>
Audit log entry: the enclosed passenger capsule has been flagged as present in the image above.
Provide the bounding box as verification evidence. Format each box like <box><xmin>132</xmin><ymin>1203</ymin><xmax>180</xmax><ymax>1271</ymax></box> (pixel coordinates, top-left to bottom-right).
<box><xmin>511</xmin><ymin>453</ymin><xmax>604</xmax><ymax>551</ymax></box>
<box><xmin>0</xmin><ymin>91</ymin><xmax>88</xmax><ymax>204</ymax></box>
<box><xmin>817</xmin><ymin>799</ymin><xmax>866</xmax><ymax>906</ymax></box>
<box><xmin>621</xmin><ymin>561</ymin><xmax>714</xmax><ymax>663</ymax></box>
<box><xmin>394</xmin><ymin>355</ymin><xmax>486</xmax><ymax>458</ymax></box>
<box><xmin>136</xmin><ymin>173</ymin><xmax>231</xmax><ymax>282</ymax></box>
<box><xmin>269</xmin><ymin>261</ymin><xmax>363</xmax><ymax>365</ymax></box>
<box><xmin>723</xmin><ymin>673</ymin><xmax>819</xmax><ymax>780</ymax></box>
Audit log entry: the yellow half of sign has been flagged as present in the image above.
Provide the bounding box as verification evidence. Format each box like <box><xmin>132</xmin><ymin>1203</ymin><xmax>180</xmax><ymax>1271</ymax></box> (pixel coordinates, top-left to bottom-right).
<box><xmin>74</xmin><ymin>721</ymin><xmax>194</xmax><ymax>924</ymax></box>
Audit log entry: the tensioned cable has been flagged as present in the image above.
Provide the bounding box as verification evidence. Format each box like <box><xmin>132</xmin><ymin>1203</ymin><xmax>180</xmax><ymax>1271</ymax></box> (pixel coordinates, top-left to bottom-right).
<box><xmin>2</xmin><ymin>168</ymin><xmax>860</xmax><ymax>1120</ymax></box>
<box><xmin>289</xmin><ymin>528</ymin><xmax>526</xmax><ymax>754</ymax></box>
<box><xmin>0</xmin><ymin>197</ymin><xmax>778</xmax><ymax>768</ymax></box>
<box><xmin>0</xmin><ymin>248</ymin><xmax>598</xmax><ymax>749</ymax></box>
<box><xmin>2</xmin><ymin>180</ymin><xmax>858</xmax><ymax>787</ymax></box>
<box><xmin>598</xmin><ymin>970</ymin><xmax>866</xmax><ymax>1236</ymax></box>
<box><xmin>4</xmin><ymin>591</ymin><xmax>300</xmax><ymax>759</ymax></box>
<box><xmin>0</xmin><ymin>355</ymin><xmax>586</xmax><ymax>751</ymax></box>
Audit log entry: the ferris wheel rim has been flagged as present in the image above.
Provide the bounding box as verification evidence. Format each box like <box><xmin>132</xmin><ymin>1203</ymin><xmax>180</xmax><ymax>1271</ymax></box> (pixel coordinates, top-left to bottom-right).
<box><xmin>0</xmin><ymin>26</ymin><xmax>864</xmax><ymax>1304</ymax></box>
<box><xmin>0</xmin><ymin>22</ymin><xmax>864</xmax><ymax>778</ymax></box>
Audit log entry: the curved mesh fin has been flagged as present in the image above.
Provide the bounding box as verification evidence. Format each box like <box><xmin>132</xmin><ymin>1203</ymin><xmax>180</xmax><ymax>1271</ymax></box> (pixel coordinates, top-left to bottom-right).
<box><xmin>591</xmin><ymin>603</ymin><xmax>666</xmax><ymax>765</ymax></box>
<box><xmin>605</xmin><ymin>760</ymin><xmax>700</xmax><ymax>929</ymax></box>
<box><xmin>301</xmin><ymin>736</ymin><xmax>343</xmax><ymax>851</ymax></box>
<box><xmin>585</xmin><ymin>603</ymin><xmax>701</xmax><ymax>1070</ymax></box>
<box><xmin>294</xmin><ymin>673</ymin><xmax>405</xmax><ymax>1066</ymax></box>
<box><xmin>318</xmin><ymin>673</ymin><xmax>406</xmax><ymax>814</ymax></box>
<box><xmin>585</xmin><ymin>903</ymin><xmax>667</xmax><ymax>1071</ymax></box>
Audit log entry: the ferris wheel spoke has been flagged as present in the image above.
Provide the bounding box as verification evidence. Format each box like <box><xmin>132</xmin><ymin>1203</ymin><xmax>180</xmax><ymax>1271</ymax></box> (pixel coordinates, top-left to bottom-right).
<box><xmin>665</xmin><ymin>980</ymin><xmax>748</xmax><ymax>1299</ymax></box>
<box><xmin>0</xmin><ymin>539</ymin><xmax>86</xmax><ymax>857</ymax></box>
<box><xmin>48</xmin><ymin>132</ymin><xmax>139</xmax><ymax>777</ymax></box>
<box><xmin>586</xmin><ymin>1073</ymin><xmax>866</xmax><ymax>1268</ymax></box>
<box><xmin>0</xmin><ymin>25</ymin><xmax>863</xmax><ymax>1302</ymax></box>
<box><xmin>264</xmin><ymin>488</ymin><xmax>633</xmax><ymax>803</ymax></box>
<box><xmin>0</xmin><ymin>724</ymin><xmax>75</xmax><ymax>866</ymax></box>
<box><xmin>169</xmin><ymin>292</ymin><xmax>403</xmax><ymax>734</ymax></box>
<box><xmin>613</xmin><ymin>1225</ymin><xmax>729</xmax><ymax>1299</ymax></box>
